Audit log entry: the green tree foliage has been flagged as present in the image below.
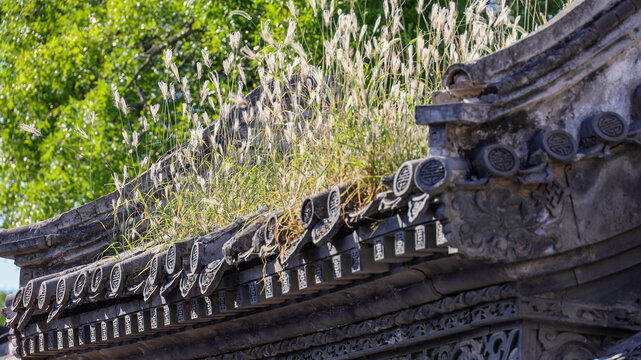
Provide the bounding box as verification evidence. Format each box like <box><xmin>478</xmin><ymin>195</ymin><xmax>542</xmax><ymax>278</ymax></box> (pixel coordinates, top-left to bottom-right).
<box><xmin>0</xmin><ymin>291</ymin><xmax>6</xmax><ymax>326</ymax></box>
<box><xmin>0</xmin><ymin>0</ymin><xmax>314</xmax><ymax>227</ymax></box>
<box><xmin>0</xmin><ymin>0</ymin><xmax>565</xmax><ymax>228</ymax></box>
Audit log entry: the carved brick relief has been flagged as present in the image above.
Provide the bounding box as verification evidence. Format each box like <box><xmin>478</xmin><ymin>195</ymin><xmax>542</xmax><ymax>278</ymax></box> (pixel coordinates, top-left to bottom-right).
<box><xmin>442</xmin><ymin>179</ymin><xmax>571</xmax><ymax>261</ymax></box>
<box><xmin>537</xmin><ymin>328</ymin><xmax>608</xmax><ymax>360</ymax></box>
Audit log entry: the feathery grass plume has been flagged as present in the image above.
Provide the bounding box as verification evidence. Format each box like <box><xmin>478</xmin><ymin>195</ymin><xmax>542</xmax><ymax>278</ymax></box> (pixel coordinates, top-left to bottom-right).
<box><xmin>75</xmin><ymin>127</ymin><xmax>89</xmax><ymax>140</ymax></box>
<box><xmin>199</xmin><ymin>80</ymin><xmax>211</xmax><ymax>106</ymax></box>
<box><xmin>170</xmin><ymin>62</ymin><xmax>180</xmax><ymax>81</ymax></box>
<box><xmin>112</xmin><ymin>89</ymin><xmax>120</xmax><ymax>110</ymax></box>
<box><xmin>322</xmin><ymin>10</ymin><xmax>331</xmax><ymax>26</ymax></box>
<box><xmin>150</xmin><ymin>104</ymin><xmax>160</xmax><ymax>122</ymax></box>
<box><xmin>132</xmin><ymin>131</ymin><xmax>139</xmax><ymax>148</ymax></box>
<box><xmin>113</xmin><ymin>173</ymin><xmax>123</xmax><ymax>192</ymax></box>
<box><xmin>163</xmin><ymin>48</ymin><xmax>173</xmax><ymax>68</ymax></box>
<box><xmin>184</xmin><ymin>88</ymin><xmax>193</xmax><ymax>104</ymax></box>
<box><xmin>182</xmin><ymin>103</ymin><xmax>188</xmax><ymax>118</ymax></box>
<box><xmin>119</xmin><ymin>97</ymin><xmax>129</xmax><ymax>117</ymax></box>
<box><xmin>202</xmin><ymin>48</ymin><xmax>211</xmax><ymax>68</ymax></box>
<box><xmin>261</xmin><ymin>21</ymin><xmax>276</xmax><ymax>47</ymax></box>
<box><xmin>142</xmin><ymin>116</ymin><xmax>149</xmax><ymax>131</ymax></box>
<box><xmin>111</xmin><ymin>197</ymin><xmax>120</xmax><ymax>212</ymax></box>
<box><xmin>158</xmin><ymin>81</ymin><xmax>169</xmax><ymax>100</ymax></box>
<box><xmin>308</xmin><ymin>0</ymin><xmax>317</xmax><ymax>16</ymax></box>
<box><xmin>122</xmin><ymin>130</ymin><xmax>130</xmax><ymax>146</ymax></box>
<box><xmin>241</xmin><ymin>46</ymin><xmax>259</xmax><ymax>62</ymax></box>
<box><xmin>19</xmin><ymin>124</ymin><xmax>42</xmax><ymax>137</ymax></box>
<box><xmin>203</xmin><ymin>112</ymin><xmax>211</xmax><ymax>126</ymax></box>
<box><xmin>284</xmin><ymin>19</ymin><xmax>296</xmax><ymax>44</ymax></box>
<box><xmin>238</xmin><ymin>66</ymin><xmax>247</xmax><ymax>85</ymax></box>
<box><xmin>106</xmin><ymin>0</ymin><xmax>553</xmax><ymax>254</ymax></box>
<box><xmin>230</xmin><ymin>32</ymin><xmax>242</xmax><ymax>50</ymax></box>
<box><xmin>287</xmin><ymin>0</ymin><xmax>298</xmax><ymax>18</ymax></box>
<box><xmin>229</xmin><ymin>10</ymin><xmax>252</xmax><ymax>20</ymax></box>
<box><xmin>223</xmin><ymin>54</ymin><xmax>234</xmax><ymax>76</ymax></box>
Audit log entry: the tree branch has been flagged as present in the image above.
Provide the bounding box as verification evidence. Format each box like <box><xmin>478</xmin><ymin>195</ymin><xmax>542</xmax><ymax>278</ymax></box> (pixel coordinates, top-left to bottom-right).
<box><xmin>125</xmin><ymin>23</ymin><xmax>195</xmax><ymax>89</ymax></box>
<box><xmin>133</xmin><ymin>79</ymin><xmax>147</xmax><ymax>115</ymax></box>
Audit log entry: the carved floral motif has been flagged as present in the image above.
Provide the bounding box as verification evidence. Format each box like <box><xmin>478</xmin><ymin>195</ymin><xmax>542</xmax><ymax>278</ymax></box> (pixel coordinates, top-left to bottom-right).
<box><xmin>538</xmin><ymin>329</ymin><xmax>602</xmax><ymax>360</ymax></box>
<box><xmin>444</xmin><ymin>180</ymin><xmax>568</xmax><ymax>261</ymax></box>
<box><xmin>208</xmin><ymin>285</ymin><xmax>516</xmax><ymax>360</ymax></box>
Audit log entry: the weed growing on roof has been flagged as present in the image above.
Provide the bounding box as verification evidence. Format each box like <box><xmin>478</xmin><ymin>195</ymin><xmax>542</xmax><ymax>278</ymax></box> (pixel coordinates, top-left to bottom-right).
<box><xmin>107</xmin><ymin>0</ymin><xmax>535</xmax><ymax>255</ymax></box>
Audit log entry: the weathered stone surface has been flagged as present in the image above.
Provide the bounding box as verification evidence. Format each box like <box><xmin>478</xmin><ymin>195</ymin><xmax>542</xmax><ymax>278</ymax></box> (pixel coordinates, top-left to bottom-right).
<box><xmin>3</xmin><ymin>1</ymin><xmax>641</xmax><ymax>358</ymax></box>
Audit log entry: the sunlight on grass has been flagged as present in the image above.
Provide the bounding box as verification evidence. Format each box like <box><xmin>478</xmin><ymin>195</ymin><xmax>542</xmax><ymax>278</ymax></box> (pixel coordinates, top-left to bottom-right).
<box><xmin>105</xmin><ymin>0</ymin><xmax>561</xmax><ymax>255</ymax></box>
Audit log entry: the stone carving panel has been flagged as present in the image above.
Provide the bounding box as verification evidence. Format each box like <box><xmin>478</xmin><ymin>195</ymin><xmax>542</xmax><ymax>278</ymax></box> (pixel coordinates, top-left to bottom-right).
<box><xmin>441</xmin><ymin>178</ymin><xmax>574</xmax><ymax>262</ymax></box>
<box><xmin>203</xmin><ymin>285</ymin><xmax>515</xmax><ymax>359</ymax></box>
<box><xmin>280</xmin><ymin>328</ymin><xmax>521</xmax><ymax>360</ymax></box>
<box><xmin>538</xmin><ymin>328</ymin><xmax>603</xmax><ymax>360</ymax></box>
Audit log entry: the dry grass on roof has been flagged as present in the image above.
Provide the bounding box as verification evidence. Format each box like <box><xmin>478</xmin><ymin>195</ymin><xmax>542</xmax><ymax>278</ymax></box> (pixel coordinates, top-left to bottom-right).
<box><xmin>104</xmin><ymin>0</ymin><xmax>556</xmax><ymax>256</ymax></box>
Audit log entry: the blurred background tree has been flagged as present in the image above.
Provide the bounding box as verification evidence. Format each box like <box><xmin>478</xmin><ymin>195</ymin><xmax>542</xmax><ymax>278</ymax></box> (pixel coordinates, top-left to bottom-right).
<box><xmin>0</xmin><ymin>291</ymin><xmax>6</xmax><ymax>325</ymax></box>
<box><xmin>0</xmin><ymin>0</ymin><xmax>565</xmax><ymax>228</ymax></box>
